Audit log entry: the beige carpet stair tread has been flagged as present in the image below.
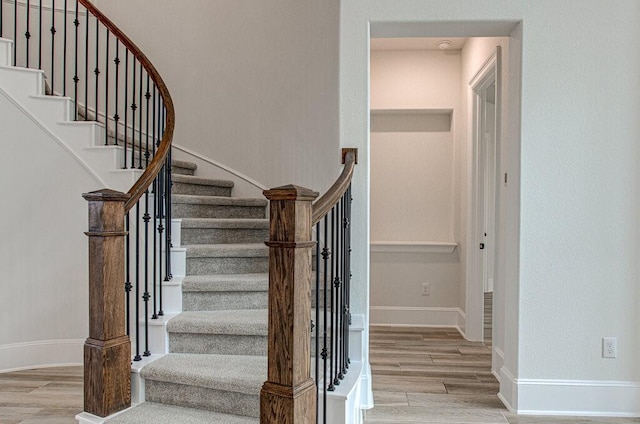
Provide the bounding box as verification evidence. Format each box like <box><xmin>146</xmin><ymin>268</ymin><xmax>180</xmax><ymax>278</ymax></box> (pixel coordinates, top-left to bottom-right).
<box><xmin>168</xmin><ymin>310</ymin><xmax>267</xmax><ymax>335</ymax></box>
<box><xmin>182</xmin><ymin>274</ymin><xmax>268</xmax><ymax>292</ymax></box>
<box><xmin>141</xmin><ymin>353</ymin><xmax>266</xmax><ymax>394</ymax></box>
<box><xmin>185</xmin><ymin>243</ymin><xmax>268</xmax><ymax>258</ymax></box>
<box><xmin>172</xmin><ymin>159</ymin><xmax>198</xmax><ymax>171</ymax></box>
<box><xmin>172</xmin><ymin>194</ymin><xmax>267</xmax><ymax>207</ymax></box>
<box><xmin>180</xmin><ymin>218</ymin><xmax>268</xmax><ymax>229</ymax></box>
<box><xmin>172</xmin><ymin>174</ymin><xmax>234</xmax><ymax>188</ymax></box>
<box><xmin>107</xmin><ymin>402</ymin><xmax>258</xmax><ymax>424</ymax></box>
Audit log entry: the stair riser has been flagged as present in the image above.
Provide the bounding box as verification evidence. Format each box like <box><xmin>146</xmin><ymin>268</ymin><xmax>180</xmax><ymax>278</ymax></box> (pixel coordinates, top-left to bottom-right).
<box><xmin>173</xmin><ymin>182</ymin><xmax>232</xmax><ymax>197</ymax></box>
<box><xmin>169</xmin><ymin>333</ymin><xmax>267</xmax><ymax>356</ymax></box>
<box><xmin>181</xmin><ymin>228</ymin><xmax>268</xmax><ymax>245</ymax></box>
<box><xmin>172</xmin><ymin>165</ymin><xmax>195</xmax><ymax>176</ymax></box>
<box><xmin>186</xmin><ymin>257</ymin><xmax>268</xmax><ymax>275</ymax></box>
<box><xmin>145</xmin><ymin>380</ymin><xmax>259</xmax><ymax>418</ymax></box>
<box><xmin>183</xmin><ymin>291</ymin><xmax>268</xmax><ymax>311</ymax></box>
<box><xmin>173</xmin><ymin>204</ymin><xmax>265</xmax><ymax>219</ymax></box>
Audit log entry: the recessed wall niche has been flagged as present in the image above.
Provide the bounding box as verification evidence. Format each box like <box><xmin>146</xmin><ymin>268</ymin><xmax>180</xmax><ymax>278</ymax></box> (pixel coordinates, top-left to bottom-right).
<box><xmin>370</xmin><ymin>109</ymin><xmax>452</xmax><ymax>133</ymax></box>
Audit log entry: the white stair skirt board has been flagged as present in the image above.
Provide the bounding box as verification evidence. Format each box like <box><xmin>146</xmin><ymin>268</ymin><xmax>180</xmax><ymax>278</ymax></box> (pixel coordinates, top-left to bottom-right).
<box><xmin>155</xmin><ymin>277</ymin><xmax>184</xmax><ymax>315</ymax></box>
<box><xmin>0</xmin><ymin>66</ymin><xmax>45</xmax><ymax>100</ymax></box>
<box><xmin>130</xmin><ymin>354</ymin><xmax>164</xmax><ymax>405</ymax></box>
<box><xmin>0</xmin><ymin>339</ymin><xmax>83</xmax><ymax>373</ymax></box>
<box><xmin>498</xmin><ymin>367</ymin><xmax>640</xmax><ymax>418</ymax></box>
<box><xmin>370</xmin><ymin>306</ymin><xmax>465</xmax><ymax>329</ymax></box>
<box><xmin>0</xmin><ymin>38</ymin><xmax>12</xmax><ymax>66</ymax></box>
<box><xmin>0</xmin><ymin>66</ymin><xmax>145</xmax><ymax>193</ymax></box>
<box><xmin>320</xmin><ymin>361</ymin><xmax>365</xmax><ymax>424</ymax></box>
<box><xmin>133</xmin><ymin>313</ymin><xmax>179</xmax><ymax>359</ymax></box>
<box><xmin>349</xmin><ymin>315</ymin><xmax>374</xmax><ymax>413</ymax></box>
<box><xmin>492</xmin><ymin>346</ymin><xmax>505</xmax><ymax>382</ymax></box>
<box><xmin>169</xmin><ymin>247</ymin><xmax>187</xmax><ymax>278</ymax></box>
<box><xmin>171</xmin><ymin>219</ymin><xmax>182</xmax><ymax>247</ymax></box>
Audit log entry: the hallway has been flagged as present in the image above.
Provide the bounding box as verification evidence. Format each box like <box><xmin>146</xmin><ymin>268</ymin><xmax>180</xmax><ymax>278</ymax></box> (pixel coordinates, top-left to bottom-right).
<box><xmin>364</xmin><ymin>326</ymin><xmax>640</xmax><ymax>423</ymax></box>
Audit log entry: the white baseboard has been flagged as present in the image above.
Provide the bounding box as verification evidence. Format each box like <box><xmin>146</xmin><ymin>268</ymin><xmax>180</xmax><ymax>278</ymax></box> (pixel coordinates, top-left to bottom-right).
<box><xmin>499</xmin><ymin>366</ymin><xmax>640</xmax><ymax>417</ymax></box>
<box><xmin>370</xmin><ymin>306</ymin><xmax>464</xmax><ymax>329</ymax></box>
<box><xmin>0</xmin><ymin>339</ymin><xmax>83</xmax><ymax>373</ymax></box>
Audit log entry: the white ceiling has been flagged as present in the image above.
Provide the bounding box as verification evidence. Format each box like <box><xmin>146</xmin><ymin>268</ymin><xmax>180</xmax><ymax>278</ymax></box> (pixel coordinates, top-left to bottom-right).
<box><xmin>370</xmin><ymin>37</ymin><xmax>468</xmax><ymax>51</ymax></box>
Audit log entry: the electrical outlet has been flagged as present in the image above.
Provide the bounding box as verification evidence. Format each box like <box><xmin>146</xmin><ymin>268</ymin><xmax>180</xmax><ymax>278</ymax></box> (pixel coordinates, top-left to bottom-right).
<box><xmin>602</xmin><ymin>337</ymin><xmax>617</xmax><ymax>358</ymax></box>
<box><xmin>422</xmin><ymin>283</ymin><xmax>430</xmax><ymax>296</ymax></box>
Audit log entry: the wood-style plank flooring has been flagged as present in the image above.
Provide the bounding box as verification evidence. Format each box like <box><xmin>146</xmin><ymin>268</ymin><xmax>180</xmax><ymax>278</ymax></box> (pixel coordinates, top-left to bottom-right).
<box><xmin>365</xmin><ymin>325</ymin><xmax>640</xmax><ymax>424</ymax></box>
<box><xmin>2</xmin><ymin>329</ymin><xmax>639</xmax><ymax>423</ymax></box>
<box><xmin>0</xmin><ymin>366</ymin><xmax>82</xmax><ymax>423</ymax></box>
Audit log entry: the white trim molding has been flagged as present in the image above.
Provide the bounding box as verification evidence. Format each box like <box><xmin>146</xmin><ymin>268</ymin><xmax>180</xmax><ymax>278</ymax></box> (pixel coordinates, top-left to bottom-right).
<box><xmin>370</xmin><ymin>241</ymin><xmax>457</xmax><ymax>254</ymax></box>
<box><xmin>0</xmin><ymin>339</ymin><xmax>83</xmax><ymax>373</ymax></box>
<box><xmin>498</xmin><ymin>367</ymin><xmax>640</xmax><ymax>417</ymax></box>
<box><xmin>370</xmin><ymin>306</ymin><xmax>464</xmax><ymax>329</ymax></box>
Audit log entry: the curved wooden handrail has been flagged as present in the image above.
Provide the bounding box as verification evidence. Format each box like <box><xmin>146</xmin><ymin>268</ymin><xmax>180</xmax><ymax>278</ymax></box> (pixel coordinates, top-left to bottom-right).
<box><xmin>312</xmin><ymin>148</ymin><xmax>358</xmax><ymax>224</ymax></box>
<box><xmin>79</xmin><ymin>0</ymin><xmax>175</xmax><ymax>212</ymax></box>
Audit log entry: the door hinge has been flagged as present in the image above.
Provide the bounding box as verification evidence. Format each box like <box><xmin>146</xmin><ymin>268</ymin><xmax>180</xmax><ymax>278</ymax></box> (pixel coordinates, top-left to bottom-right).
<box><xmin>479</xmin><ymin>243</ymin><xmax>485</xmax><ymax>250</ymax></box>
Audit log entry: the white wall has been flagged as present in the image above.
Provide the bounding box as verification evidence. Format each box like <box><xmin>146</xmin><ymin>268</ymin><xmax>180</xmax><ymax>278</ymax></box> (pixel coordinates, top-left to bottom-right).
<box><xmin>98</xmin><ymin>0</ymin><xmax>341</xmax><ymax>195</ymax></box>
<box><xmin>0</xmin><ymin>89</ymin><xmax>102</xmax><ymax>371</ymax></box>
<box><xmin>341</xmin><ymin>0</ymin><xmax>640</xmax><ymax>416</ymax></box>
<box><xmin>369</xmin><ymin>49</ymin><xmax>462</xmax><ymax>326</ymax></box>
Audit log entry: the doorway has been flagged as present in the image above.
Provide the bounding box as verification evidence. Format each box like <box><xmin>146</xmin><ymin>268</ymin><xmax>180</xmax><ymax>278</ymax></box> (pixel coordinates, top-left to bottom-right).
<box><xmin>470</xmin><ymin>49</ymin><xmax>501</xmax><ymax>344</ymax></box>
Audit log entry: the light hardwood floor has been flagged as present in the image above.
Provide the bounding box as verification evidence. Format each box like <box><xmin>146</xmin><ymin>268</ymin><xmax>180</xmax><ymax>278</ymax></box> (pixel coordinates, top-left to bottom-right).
<box><xmin>0</xmin><ymin>366</ymin><xmax>82</xmax><ymax>423</ymax></box>
<box><xmin>2</xmin><ymin>332</ymin><xmax>639</xmax><ymax>424</ymax></box>
<box><xmin>364</xmin><ymin>325</ymin><xmax>640</xmax><ymax>424</ymax></box>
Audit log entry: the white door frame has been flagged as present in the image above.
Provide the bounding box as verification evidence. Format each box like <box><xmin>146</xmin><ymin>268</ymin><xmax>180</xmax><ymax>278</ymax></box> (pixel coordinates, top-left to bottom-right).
<box><xmin>465</xmin><ymin>47</ymin><xmax>502</xmax><ymax>342</ymax></box>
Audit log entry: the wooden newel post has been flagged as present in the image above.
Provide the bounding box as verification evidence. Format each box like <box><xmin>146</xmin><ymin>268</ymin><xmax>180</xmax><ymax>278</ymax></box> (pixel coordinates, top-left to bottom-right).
<box><xmin>82</xmin><ymin>189</ymin><xmax>131</xmax><ymax>417</ymax></box>
<box><xmin>261</xmin><ymin>185</ymin><xmax>319</xmax><ymax>424</ymax></box>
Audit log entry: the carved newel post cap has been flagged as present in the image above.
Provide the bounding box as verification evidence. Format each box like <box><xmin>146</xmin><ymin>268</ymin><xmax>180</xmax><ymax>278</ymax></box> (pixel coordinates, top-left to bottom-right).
<box><xmin>83</xmin><ymin>188</ymin><xmax>131</xmax><ymax>202</ymax></box>
<box><xmin>263</xmin><ymin>184</ymin><xmax>319</xmax><ymax>201</ymax></box>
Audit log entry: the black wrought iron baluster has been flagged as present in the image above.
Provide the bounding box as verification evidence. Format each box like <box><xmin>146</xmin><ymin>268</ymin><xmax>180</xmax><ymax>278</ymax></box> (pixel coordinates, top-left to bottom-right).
<box><xmin>133</xmin><ymin>202</ymin><xmax>141</xmax><ymax>362</ymax></box>
<box><xmin>165</xmin><ymin>146</ymin><xmax>173</xmax><ymax>282</ymax></box>
<box><xmin>113</xmin><ymin>39</ymin><xmax>120</xmax><ymax>145</ymax></box>
<box><xmin>104</xmin><ymin>28</ymin><xmax>109</xmax><ymax>146</ymax></box>
<box><xmin>145</xmin><ymin>74</ymin><xmax>150</xmax><ymax>166</ymax></box>
<box><xmin>13</xmin><ymin>0</ymin><xmax>17</xmax><ymax>66</ymax></box>
<box><xmin>143</xmin><ymin>188</ymin><xmax>151</xmax><ymax>357</ymax></box>
<box><xmin>340</xmin><ymin>195</ymin><xmax>349</xmax><ymax>378</ymax></box>
<box><xmin>321</xmin><ymin>215</ymin><xmax>330</xmax><ymax>417</ymax></box>
<box><xmin>327</xmin><ymin>209</ymin><xmax>336</xmax><ymax>392</ymax></box>
<box><xmin>346</xmin><ymin>185</ymin><xmax>352</xmax><ymax>366</ymax></box>
<box><xmin>25</xmin><ymin>0</ymin><xmax>30</xmax><ymax>68</ymax></box>
<box><xmin>37</xmin><ymin>0</ymin><xmax>41</xmax><ymax>69</ymax></box>
<box><xmin>334</xmin><ymin>200</ymin><xmax>342</xmax><ymax>385</ymax></box>
<box><xmin>157</xmin><ymin>163</ymin><xmax>165</xmax><ymax>317</ymax></box>
<box><xmin>151</xmin><ymin>177</ymin><xmax>158</xmax><ymax>320</ymax></box>
<box><xmin>137</xmin><ymin>63</ymin><xmax>143</xmax><ymax>169</ymax></box>
<box><xmin>50</xmin><ymin>0</ymin><xmax>55</xmax><ymax>93</ymax></box>
<box><xmin>123</xmin><ymin>48</ymin><xmax>129</xmax><ymax>168</ymax></box>
<box><xmin>152</xmin><ymin>87</ymin><xmax>157</xmax><ymax>156</ymax></box>
<box><xmin>72</xmin><ymin>0</ymin><xmax>78</xmax><ymax>119</ymax></box>
<box><xmin>125</xmin><ymin>214</ymin><xmax>132</xmax><ymax>337</ymax></box>
<box><xmin>83</xmin><ymin>6</ymin><xmax>88</xmax><ymax>120</ymax></box>
<box><xmin>151</xmin><ymin>90</ymin><xmax>158</xmax><ymax>320</ymax></box>
<box><xmin>94</xmin><ymin>16</ymin><xmax>99</xmax><ymax>123</ymax></box>
<box><xmin>315</xmin><ymin>221</ymin><xmax>321</xmax><ymax>423</ymax></box>
<box><xmin>130</xmin><ymin>58</ymin><xmax>136</xmax><ymax>168</ymax></box>
<box><xmin>62</xmin><ymin>0</ymin><xmax>67</xmax><ymax>95</ymax></box>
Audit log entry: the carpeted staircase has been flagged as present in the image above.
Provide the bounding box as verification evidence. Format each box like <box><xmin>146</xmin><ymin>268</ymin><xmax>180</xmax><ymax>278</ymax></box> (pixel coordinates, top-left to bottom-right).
<box><xmin>109</xmin><ymin>160</ymin><xmax>269</xmax><ymax>423</ymax></box>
